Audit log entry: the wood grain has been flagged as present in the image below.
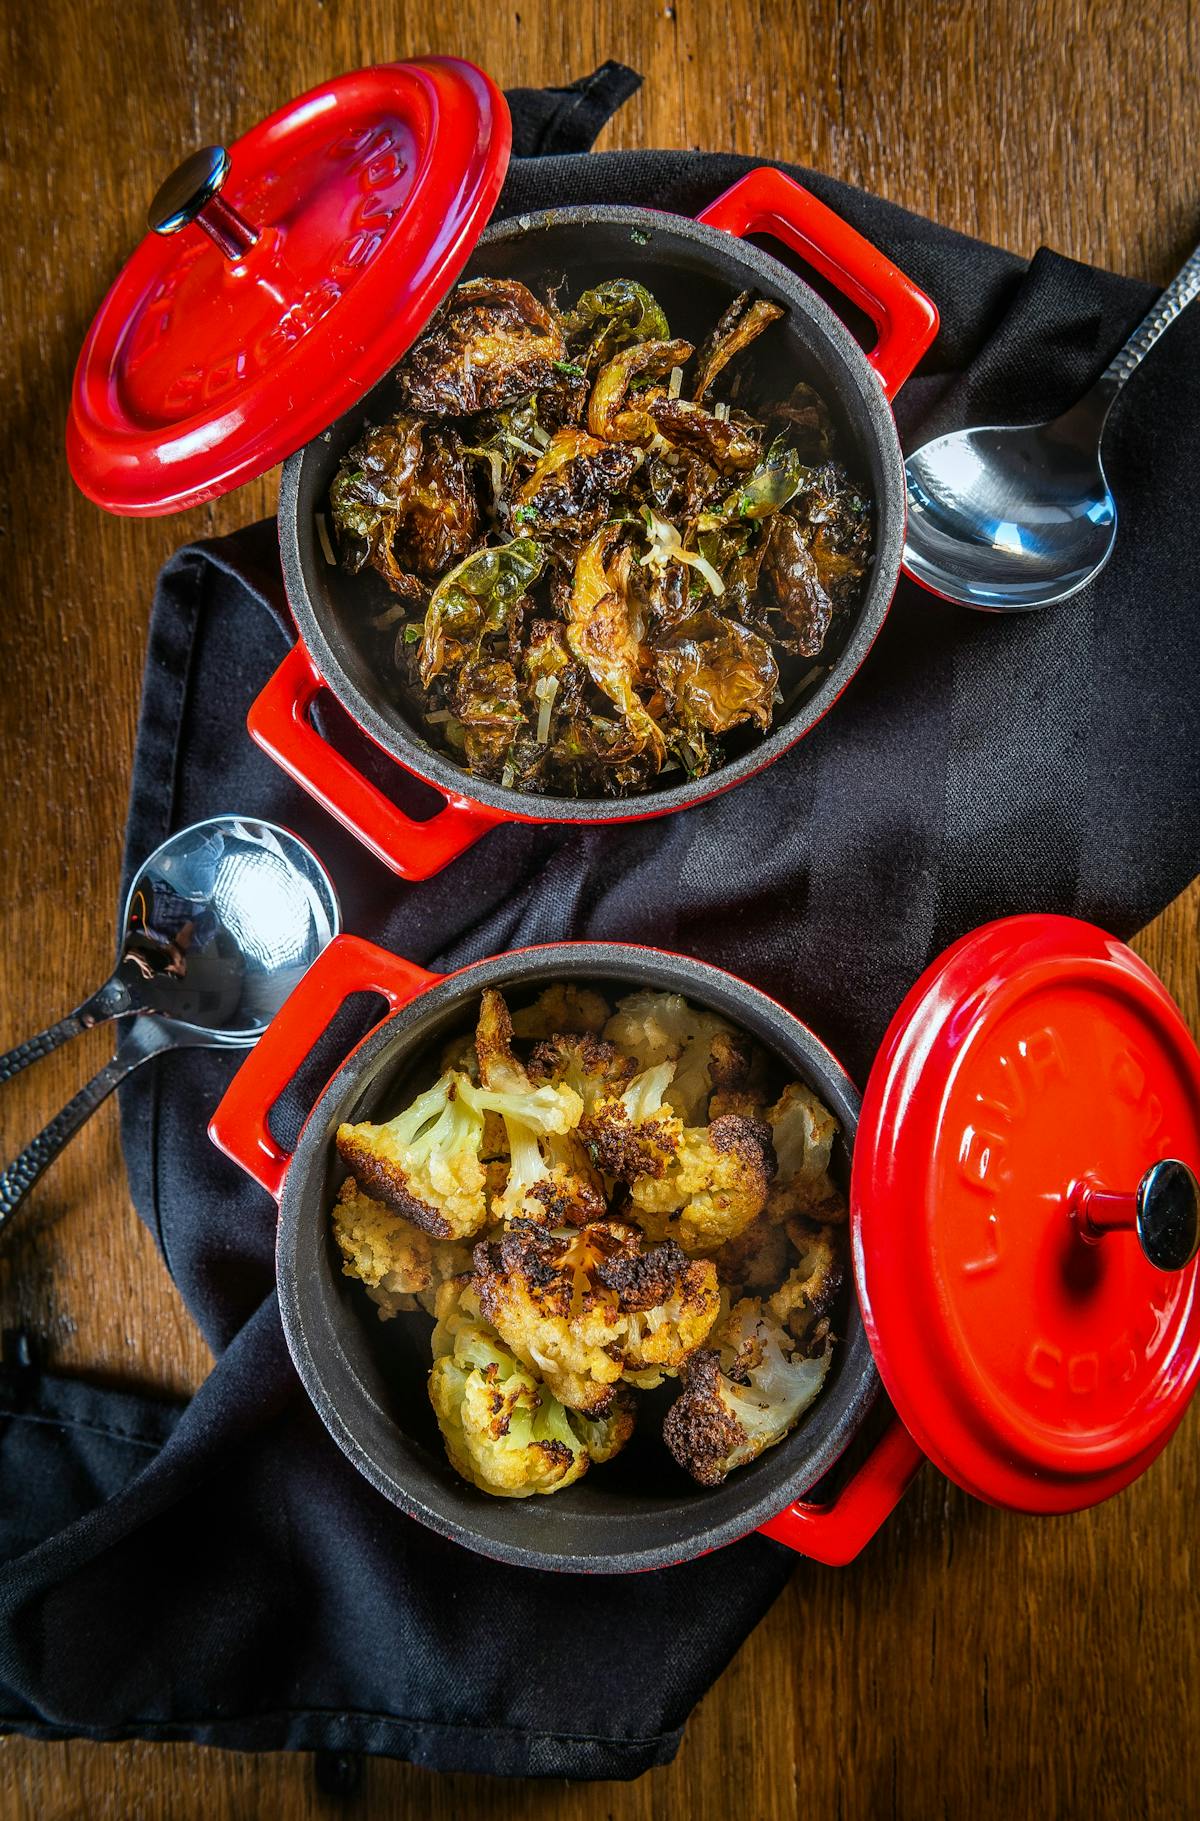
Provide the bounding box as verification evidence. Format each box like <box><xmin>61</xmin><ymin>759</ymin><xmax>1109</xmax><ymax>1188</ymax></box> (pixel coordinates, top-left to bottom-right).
<box><xmin>1</xmin><ymin>0</ymin><xmax>1197</xmax><ymax>1814</ymax></box>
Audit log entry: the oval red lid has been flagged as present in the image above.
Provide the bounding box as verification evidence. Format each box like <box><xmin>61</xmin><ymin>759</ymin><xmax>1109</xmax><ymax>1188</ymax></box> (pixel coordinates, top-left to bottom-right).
<box><xmin>852</xmin><ymin>913</ymin><xmax>1200</xmax><ymax>1514</ymax></box>
<box><xmin>67</xmin><ymin>58</ymin><xmax>511</xmax><ymax>516</ymax></box>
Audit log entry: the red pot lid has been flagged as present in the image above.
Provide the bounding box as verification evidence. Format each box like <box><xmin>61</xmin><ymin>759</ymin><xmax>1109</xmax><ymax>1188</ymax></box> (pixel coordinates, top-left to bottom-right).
<box><xmin>67</xmin><ymin>58</ymin><xmax>511</xmax><ymax>516</ymax></box>
<box><xmin>852</xmin><ymin>913</ymin><xmax>1200</xmax><ymax>1514</ymax></box>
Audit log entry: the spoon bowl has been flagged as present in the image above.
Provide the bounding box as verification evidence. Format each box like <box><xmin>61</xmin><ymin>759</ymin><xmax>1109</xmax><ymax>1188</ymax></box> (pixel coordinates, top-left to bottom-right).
<box><xmin>903</xmin><ymin>404</ymin><xmax>1117</xmax><ymax>610</ymax></box>
<box><xmin>904</xmin><ymin>238</ymin><xmax>1200</xmax><ymax>610</ymax></box>
<box><xmin>0</xmin><ymin>815</ymin><xmax>340</xmax><ymax>1229</ymax></box>
<box><xmin>121</xmin><ymin>815</ymin><xmax>340</xmax><ymax>1036</ymax></box>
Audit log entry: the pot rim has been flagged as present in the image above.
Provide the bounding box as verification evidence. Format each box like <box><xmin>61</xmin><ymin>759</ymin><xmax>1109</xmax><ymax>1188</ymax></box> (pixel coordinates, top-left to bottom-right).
<box><xmin>277</xmin><ymin>199</ymin><xmax>907</xmax><ymax>825</ymax></box>
<box><xmin>275</xmin><ymin>939</ymin><xmax>879</xmax><ymax>1573</ymax></box>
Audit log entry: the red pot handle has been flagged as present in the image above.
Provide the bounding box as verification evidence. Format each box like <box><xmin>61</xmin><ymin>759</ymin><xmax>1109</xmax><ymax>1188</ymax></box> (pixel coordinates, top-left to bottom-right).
<box><xmin>248</xmin><ymin>644</ymin><xmax>507</xmax><ymax>881</ymax></box>
<box><xmin>208</xmin><ymin>933</ymin><xmax>441</xmax><ymax>1201</ymax></box>
<box><xmin>696</xmin><ymin>166</ymin><xmax>939</xmax><ymax>399</ymax></box>
<box><xmin>756</xmin><ymin>1407</ymin><xmax>925</xmax><ymax>1565</ymax></box>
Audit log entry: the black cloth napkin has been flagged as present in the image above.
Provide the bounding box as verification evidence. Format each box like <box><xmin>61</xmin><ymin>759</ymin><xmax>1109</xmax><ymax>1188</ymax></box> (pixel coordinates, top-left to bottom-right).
<box><xmin>2</xmin><ymin>63</ymin><xmax>1199</xmax><ymax>1781</ymax></box>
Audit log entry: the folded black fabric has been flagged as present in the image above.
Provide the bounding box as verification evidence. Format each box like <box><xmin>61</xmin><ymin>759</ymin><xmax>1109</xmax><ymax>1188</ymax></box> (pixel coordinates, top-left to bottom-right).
<box><xmin>2</xmin><ymin>63</ymin><xmax>1198</xmax><ymax>1780</ymax></box>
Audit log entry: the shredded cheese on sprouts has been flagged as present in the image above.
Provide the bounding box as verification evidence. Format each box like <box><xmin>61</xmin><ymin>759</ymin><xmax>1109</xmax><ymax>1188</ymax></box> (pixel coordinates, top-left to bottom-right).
<box><xmin>464</xmin><ymin>444</ymin><xmax>505</xmax><ymax>496</ymax></box>
<box><xmin>668</xmin><ymin>365</ymin><xmax>683</xmax><ymax>399</ymax></box>
<box><xmin>638</xmin><ymin>508</ymin><xmax>725</xmax><ymax>596</ymax></box>
<box><xmin>316</xmin><ymin>513</ymin><xmax>336</xmax><ymax>565</ymax></box>
<box><xmin>371</xmin><ymin>601</ymin><xmax>409</xmax><ymax>630</ymax></box>
<box><xmin>533</xmin><ymin>674</ymin><xmax>560</xmax><ymax>744</ymax></box>
<box><xmin>503</xmin><ymin>431</ymin><xmax>544</xmax><ymax>459</ymax></box>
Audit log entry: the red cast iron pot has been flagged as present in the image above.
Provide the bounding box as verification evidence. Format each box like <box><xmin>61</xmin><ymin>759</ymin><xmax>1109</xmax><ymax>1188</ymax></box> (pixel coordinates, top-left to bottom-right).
<box><xmin>252</xmin><ymin>168</ymin><xmax>938</xmax><ymax>880</ymax></box>
<box><xmin>209</xmin><ymin>932</ymin><xmax>920</xmax><ymax>1573</ymax></box>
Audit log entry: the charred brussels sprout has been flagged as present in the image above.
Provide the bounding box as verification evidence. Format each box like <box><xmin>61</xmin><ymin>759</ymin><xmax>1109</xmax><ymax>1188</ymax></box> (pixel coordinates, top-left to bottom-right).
<box><xmin>327</xmin><ymin>273</ymin><xmax>873</xmax><ymax>798</ymax></box>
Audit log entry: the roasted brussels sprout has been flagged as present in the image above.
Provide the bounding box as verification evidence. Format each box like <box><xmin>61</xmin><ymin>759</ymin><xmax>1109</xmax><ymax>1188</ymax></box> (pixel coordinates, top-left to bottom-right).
<box><xmin>327</xmin><ymin>274</ymin><xmax>873</xmax><ymax>797</ymax></box>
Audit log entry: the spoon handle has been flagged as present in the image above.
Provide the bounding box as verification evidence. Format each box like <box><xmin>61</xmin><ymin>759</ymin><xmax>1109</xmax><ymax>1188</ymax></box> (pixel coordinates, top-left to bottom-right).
<box><xmin>0</xmin><ymin>1019</ymin><xmax>180</xmax><ymax>1234</ymax></box>
<box><xmin>1092</xmin><ymin>241</ymin><xmax>1200</xmax><ymax>413</ymax></box>
<box><xmin>0</xmin><ymin>974</ymin><xmax>135</xmax><ymax>1087</ymax></box>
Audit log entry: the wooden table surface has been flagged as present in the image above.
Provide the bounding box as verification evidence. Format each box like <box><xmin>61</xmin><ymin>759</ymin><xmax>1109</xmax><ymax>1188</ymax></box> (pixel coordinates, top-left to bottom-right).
<box><xmin>1</xmin><ymin>0</ymin><xmax>1197</xmax><ymax>1815</ymax></box>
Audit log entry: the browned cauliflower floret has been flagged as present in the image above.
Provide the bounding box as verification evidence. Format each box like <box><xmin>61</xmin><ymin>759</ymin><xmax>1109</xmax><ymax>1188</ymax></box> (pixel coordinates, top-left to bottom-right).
<box><xmin>603</xmin><ymin>989</ymin><xmax>739</xmax><ymax>1124</ymax></box>
<box><xmin>767</xmin><ymin>1221</ymin><xmax>845</xmax><ymax>1345</ymax></box>
<box><xmin>332</xmin><ymin>1178</ymin><xmax>471</xmax><ymax>1318</ymax></box>
<box><xmin>580</xmin><ymin>1062</ymin><xmax>683</xmax><ymax>1180</ymax></box>
<box><xmin>428</xmin><ymin>1278</ymin><xmax>590</xmax><ymax>1498</ymax></box>
<box><xmin>707</xmin><ymin>1029</ymin><xmax>771</xmax><ymax>1119</ymax></box>
<box><xmin>511</xmin><ymin>982</ymin><xmax>612</xmax><ymax>1039</ymax></box>
<box><xmin>663</xmin><ymin>1297</ymin><xmax>833</xmax><ymax>1486</ymax></box>
<box><xmin>336</xmin><ymin>1070</ymin><xmax>489</xmax><ymax>1241</ymax></box>
<box><xmin>465</xmin><ymin>992</ymin><xmax>597</xmax><ymax>1224</ymax></box>
<box><xmin>429</xmin><ymin>1276</ymin><xmax>637</xmax><ymax>1494</ymax></box>
<box><xmin>474</xmin><ymin>987</ymin><xmax>528</xmax><ymax>1092</ymax></box>
<box><xmin>711</xmin><ymin>1211</ymin><xmax>793</xmax><ymax>1298</ymax></box>
<box><xmin>528</xmin><ymin>1031</ymin><xmax>637</xmax><ymax>1116</ymax></box>
<box><xmin>472</xmin><ymin>1218</ymin><xmax>719</xmax><ymax>1412</ymax></box>
<box><xmin>491</xmin><ymin>1118</ymin><xmax>607</xmax><ymax>1227</ymax></box>
<box><xmin>630</xmin><ymin>1113</ymin><xmax>775</xmax><ymax>1253</ymax></box>
<box><xmin>568</xmin><ymin>1383</ymin><xmax>638</xmax><ymax>1463</ymax></box>
<box><xmin>764</xmin><ymin>1081</ymin><xmax>846</xmax><ymax>1223</ymax></box>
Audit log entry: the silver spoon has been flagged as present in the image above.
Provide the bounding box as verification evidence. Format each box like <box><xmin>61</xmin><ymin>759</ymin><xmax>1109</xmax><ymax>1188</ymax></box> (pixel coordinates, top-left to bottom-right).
<box><xmin>0</xmin><ymin>815</ymin><xmax>340</xmax><ymax>1227</ymax></box>
<box><xmin>903</xmin><ymin>240</ymin><xmax>1200</xmax><ymax>609</ymax></box>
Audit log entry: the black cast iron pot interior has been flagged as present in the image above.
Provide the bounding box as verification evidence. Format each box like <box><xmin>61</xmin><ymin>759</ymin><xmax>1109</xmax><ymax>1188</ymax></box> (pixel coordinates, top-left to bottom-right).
<box><xmin>278</xmin><ymin>944</ymin><xmax>876</xmax><ymax>1573</ymax></box>
<box><xmin>279</xmin><ymin>203</ymin><xmax>906</xmax><ymax>825</ymax></box>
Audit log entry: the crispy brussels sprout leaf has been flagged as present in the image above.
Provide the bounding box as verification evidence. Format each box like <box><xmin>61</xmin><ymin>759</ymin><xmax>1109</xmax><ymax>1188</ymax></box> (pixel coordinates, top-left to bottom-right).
<box><xmin>567</xmin><ymin>527</ymin><xmax>666</xmax><ymax>770</ymax></box>
<box><xmin>654</xmin><ymin>610</ymin><xmax>779</xmax><ymax>737</ymax></box>
<box><xmin>399</xmin><ymin>278</ymin><xmax>565</xmax><ymax>416</ymax></box>
<box><xmin>563</xmin><ymin>280</ymin><xmax>670</xmax><ymax>371</ymax></box>
<box><xmin>329</xmin><ymin>415</ymin><xmax>482</xmax><ymax>595</ymax></box>
<box><xmin>692</xmin><ymin>290</ymin><xmax>785</xmax><ymax>399</ymax></box>
<box><xmin>419</xmin><ymin>537</ymin><xmax>546</xmax><ymax>686</ymax></box>
<box><xmin>511</xmin><ymin>427</ymin><xmax>643</xmax><ymax>541</ymax></box>
<box><xmin>764</xmin><ymin>513</ymin><xmax>834</xmax><ymax>656</ymax></box>
<box><xmin>588</xmin><ymin>338</ymin><xmax>694</xmax><ymax>444</ymax></box>
<box><xmin>697</xmin><ymin>435</ymin><xmax>805</xmax><ymax>531</ymax></box>
<box><xmin>647</xmin><ymin>398</ymin><xmax>760</xmax><ymax>474</ymax></box>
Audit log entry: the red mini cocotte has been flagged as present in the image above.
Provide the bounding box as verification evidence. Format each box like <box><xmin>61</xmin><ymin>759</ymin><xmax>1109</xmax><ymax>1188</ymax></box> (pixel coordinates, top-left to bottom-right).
<box><xmin>68</xmin><ymin>56</ymin><xmax>938</xmax><ymax>882</ymax></box>
<box><xmin>208</xmin><ymin>915</ymin><xmax>1200</xmax><ymax>1572</ymax></box>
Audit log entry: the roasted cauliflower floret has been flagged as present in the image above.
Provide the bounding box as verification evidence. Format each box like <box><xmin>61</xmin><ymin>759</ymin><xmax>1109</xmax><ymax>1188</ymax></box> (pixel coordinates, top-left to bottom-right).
<box><xmin>528</xmin><ymin>1031</ymin><xmax>637</xmax><ymax>1116</ymax></box>
<box><xmin>331</xmin><ymin>1178</ymin><xmax>471</xmax><ymax>1318</ymax></box>
<box><xmin>474</xmin><ymin>987</ymin><xmax>529</xmax><ymax>1093</ymax></box>
<box><xmin>603</xmin><ymin>989</ymin><xmax>740</xmax><ymax>1124</ymax></box>
<box><xmin>767</xmin><ymin>1221</ymin><xmax>845</xmax><ymax>1345</ymax></box>
<box><xmin>510</xmin><ymin>983</ymin><xmax>612</xmax><ymax>1039</ymax></box>
<box><xmin>711</xmin><ymin>1211</ymin><xmax>792</xmax><ymax>1298</ymax></box>
<box><xmin>336</xmin><ymin>1071</ymin><xmax>488</xmax><ymax>1241</ymax></box>
<box><xmin>490</xmin><ymin>1113</ymin><xmax>606</xmax><ymax>1226</ymax></box>
<box><xmin>764</xmin><ymin>1081</ymin><xmax>846</xmax><ymax>1222</ymax></box>
<box><xmin>581</xmin><ymin>1061</ymin><xmax>683</xmax><ymax>1180</ymax></box>
<box><xmin>429</xmin><ymin>1314</ymin><xmax>589</xmax><ymax>1498</ymax></box>
<box><xmin>473</xmin><ymin>1218</ymin><xmax>720</xmax><ymax>1413</ymax></box>
<box><xmin>663</xmin><ymin>1297</ymin><xmax>833</xmax><ymax>1485</ymax></box>
<box><xmin>707</xmin><ymin>1029</ymin><xmax>771</xmax><ymax>1120</ymax></box>
<box><xmin>463</xmin><ymin>992</ymin><xmax>595</xmax><ymax>1222</ymax></box>
<box><xmin>630</xmin><ymin>1113</ymin><xmax>775</xmax><ymax>1253</ymax></box>
<box><xmin>567</xmin><ymin>1382</ymin><xmax>637</xmax><ymax>1464</ymax></box>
